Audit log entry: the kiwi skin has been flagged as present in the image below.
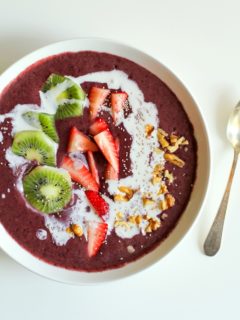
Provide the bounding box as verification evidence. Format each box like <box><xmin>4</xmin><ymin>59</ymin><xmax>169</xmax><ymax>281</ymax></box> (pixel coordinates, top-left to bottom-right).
<box><xmin>23</xmin><ymin>166</ymin><xmax>72</xmax><ymax>214</ymax></box>
<box><xmin>12</xmin><ymin>130</ymin><xmax>56</xmax><ymax>166</ymax></box>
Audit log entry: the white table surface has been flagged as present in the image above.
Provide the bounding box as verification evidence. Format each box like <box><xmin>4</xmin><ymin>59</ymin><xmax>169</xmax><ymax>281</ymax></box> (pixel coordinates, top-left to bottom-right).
<box><xmin>1</xmin><ymin>0</ymin><xmax>240</xmax><ymax>319</ymax></box>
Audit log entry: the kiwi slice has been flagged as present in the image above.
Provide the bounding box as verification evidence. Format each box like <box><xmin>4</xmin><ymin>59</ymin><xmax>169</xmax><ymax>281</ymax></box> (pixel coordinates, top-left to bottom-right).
<box><xmin>55</xmin><ymin>102</ymin><xmax>83</xmax><ymax>120</ymax></box>
<box><xmin>22</xmin><ymin>112</ymin><xmax>59</xmax><ymax>143</ymax></box>
<box><xmin>42</xmin><ymin>74</ymin><xmax>65</xmax><ymax>93</ymax></box>
<box><xmin>12</xmin><ymin>130</ymin><xmax>56</xmax><ymax>166</ymax></box>
<box><xmin>23</xmin><ymin>166</ymin><xmax>72</xmax><ymax>214</ymax></box>
<box><xmin>42</xmin><ymin>73</ymin><xmax>85</xmax><ymax>119</ymax></box>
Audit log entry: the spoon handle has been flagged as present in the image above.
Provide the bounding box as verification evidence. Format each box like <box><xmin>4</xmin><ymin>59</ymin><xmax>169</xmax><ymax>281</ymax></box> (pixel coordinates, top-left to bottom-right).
<box><xmin>204</xmin><ymin>150</ymin><xmax>239</xmax><ymax>256</ymax></box>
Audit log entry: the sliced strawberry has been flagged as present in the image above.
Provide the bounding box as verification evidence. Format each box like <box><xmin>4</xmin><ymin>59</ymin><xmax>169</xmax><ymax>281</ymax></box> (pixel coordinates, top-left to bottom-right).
<box><xmin>85</xmin><ymin>190</ymin><xmax>109</xmax><ymax>217</ymax></box>
<box><xmin>94</xmin><ymin>129</ymin><xmax>119</xmax><ymax>173</ymax></box>
<box><xmin>105</xmin><ymin>138</ymin><xmax>120</xmax><ymax>180</ymax></box>
<box><xmin>61</xmin><ymin>156</ymin><xmax>99</xmax><ymax>191</ymax></box>
<box><xmin>87</xmin><ymin>221</ymin><xmax>108</xmax><ymax>257</ymax></box>
<box><xmin>87</xmin><ymin>151</ymin><xmax>100</xmax><ymax>185</ymax></box>
<box><xmin>89</xmin><ymin>117</ymin><xmax>108</xmax><ymax>136</ymax></box>
<box><xmin>88</xmin><ymin>87</ymin><xmax>110</xmax><ymax>120</ymax></box>
<box><xmin>67</xmin><ymin>127</ymin><xmax>98</xmax><ymax>153</ymax></box>
<box><xmin>111</xmin><ymin>91</ymin><xmax>128</xmax><ymax>123</ymax></box>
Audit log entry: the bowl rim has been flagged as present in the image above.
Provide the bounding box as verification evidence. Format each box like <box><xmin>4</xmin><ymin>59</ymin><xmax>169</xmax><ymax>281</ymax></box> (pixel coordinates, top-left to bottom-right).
<box><xmin>0</xmin><ymin>37</ymin><xmax>211</xmax><ymax>284</ymax></box>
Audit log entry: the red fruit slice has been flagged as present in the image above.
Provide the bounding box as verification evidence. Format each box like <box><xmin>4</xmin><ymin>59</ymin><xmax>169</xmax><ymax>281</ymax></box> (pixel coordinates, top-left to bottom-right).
<box><xmin>87</xmin><ymin>151</ymin><xmax>100</xmax><ymax>185</ymax></box>
<box><xmin>89</xmin><ymin>118</ymin><xmax>108</xmax><ymax>136</ymax></box>
<box><xmin>87</xmin><ymin>221</ymin><xmax>108</xmax><ymax>257</ymax></box>
<box><xmin>105</xmin><ymin>138</ymin><xmax>120</xmax><ymax>180</ymax></box>
<box><xmin>85</xmin><ymin>190</ymin><xmax>109</xmax><ymax>217</ymax></box>
<box><xmin>94</xmin><ymin>129</ymin><xmax>119</xmax><ymax>173</ymax></box>
<box><xmin>88</xmin><ymin>87</ymin><xmax>110</xmax><ymax>120</ymax></box>
<box><xmin>111</xmin><ymin>91</ymin><xmax>128</xmax><ymax>123</ymax></box>
<box><xmin>68</xmin><ymin>127</ymin><xmax>98</xmax><ymax>153</ymax></box>
<box><xmin>61</xmin><ymin>156</ymin><xmax>99</xmax><ymax>191</ymax></box>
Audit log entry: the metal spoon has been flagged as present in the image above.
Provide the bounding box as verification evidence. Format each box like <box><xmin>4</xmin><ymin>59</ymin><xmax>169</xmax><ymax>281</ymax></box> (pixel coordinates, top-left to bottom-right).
<box><xmin>204</xmin><ymin>102</ymin><xmax>240</xmax><ymax>256</ymax></box>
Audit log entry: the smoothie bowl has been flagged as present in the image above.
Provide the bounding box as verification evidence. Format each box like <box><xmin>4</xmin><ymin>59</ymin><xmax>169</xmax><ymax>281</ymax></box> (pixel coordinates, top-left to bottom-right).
<box><xmin>0</xmin><ymin>38</ymin><xmax>210</xmax><ymax>284</ymax></box>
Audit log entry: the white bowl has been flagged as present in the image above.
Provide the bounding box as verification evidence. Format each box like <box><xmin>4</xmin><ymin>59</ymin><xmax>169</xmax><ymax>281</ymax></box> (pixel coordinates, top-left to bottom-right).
<box><xmin>0</xmin><ymin>38</ymin><xmax>210</xmax><ymax>284</ymax></box>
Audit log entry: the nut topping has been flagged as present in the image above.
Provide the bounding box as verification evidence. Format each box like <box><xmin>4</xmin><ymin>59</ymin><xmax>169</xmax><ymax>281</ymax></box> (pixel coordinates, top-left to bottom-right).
<box><xmin>145</xmin><ymin>124</ymin><xmax>154</xmax><ymax>137</ymax></box>
<box><xmin>164</xmin><ymin>153</ymin><xmax>185</xmax><ymax>168</ymax></box>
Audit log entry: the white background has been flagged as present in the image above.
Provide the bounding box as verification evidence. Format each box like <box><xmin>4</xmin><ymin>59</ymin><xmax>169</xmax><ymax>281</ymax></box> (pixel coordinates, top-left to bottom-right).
<box><xmin>1</xmin><ymin>0</ymin><xmax>240</xmax><ymax>319</ymax></box>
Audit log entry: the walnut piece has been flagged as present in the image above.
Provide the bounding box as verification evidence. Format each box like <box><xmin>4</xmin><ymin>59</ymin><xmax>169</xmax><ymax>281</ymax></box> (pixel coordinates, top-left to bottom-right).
<box><xmin>164</xmin><ymin>170</ymin><xmax>174</xmax><ymax>184</ymax></box>
<box><xmin>145</xmin><ymin>124</ymin><xmax>154</xmax><ymax>137</ymax></box>
<box><xmin>157</xmin><ymin>129</ymin><xmax>169</xmax><ymax>148</ymax></box>
<box><xmin>71</xmin><ymin>224</ymin><xmax>83</xmax><ymax>237</ymax></box>
<box><xmin>164</xmin><ymin>153</ymin><xmax>185</xmax><ymax>168</ymax></box>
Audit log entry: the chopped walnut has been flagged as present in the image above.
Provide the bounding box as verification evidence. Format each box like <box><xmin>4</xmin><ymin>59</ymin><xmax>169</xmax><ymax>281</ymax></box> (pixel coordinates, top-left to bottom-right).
<box><xmin>158</xmin><ymin>128</ymin><xmax>168</xmax><ymax>137</ymax></box>
<box><xmin>164</xmin><ymin>170</ymin><xmax>174</xmax><ymax>184</ymax></box>
<box><xmin>118</xmin><ymin>186</ymin><xmax>135</xmax><ymax>200</ymax></box>
<box><xmin>128</xmin><ymin>215</ymin><xmax>143</xmax><ymax>225</ymax></box>
<box><xmin>145</xmin><ymin>218</ymin><xmax>161</xmax><ymax>233</ymax></box>
<box><xmin>151</xmin><ymin>176</ymin><xmax>162</xmax><ymax>185</ymax></box>
<box><xmin>142</xmin><ymin>197</ymin><xmax>155</xmax><ymax>207</ymax></box>
<box><xmin>145</xmin><ymin>124</ymin><xmax>154</xmax><ymax>137</ymax></box>
<box><xmin>170</xmin><ymin>134</ymin><xmax>178</xmax><ymax>144</ymax></box>
<box><xmin>115</xmin><ymin>220</ymin><xmax>130</xmax><ymax>229</ymax></box>
<box><xmin>159</xmin><ymin>199</ymin><xmax>168</xmax><ymax>211</ymax></box>
<box><xmin>66</xmin><ymin>226</ymin><xmax>74</xmax><ymax>235</ymax></box>
<box><xmin>116</xmin><ymin>211</ymin><xmax>124</xmax><ymax>220</ymax></box>
<box><xmin>158</xmin><ymin>184</ymin><xmax>168</xmax><ymax>195</ymax></box>
<box><xmin>164</xmin><ymin>153</ymin><xmax>185</xmax><ymax>168</ymax></box>
<box><xmin>154</xmin><ymin>147</ymin><xmax>163</xmax><ymax>154</ymax></box>
<box><xmin>166</xmin><ymin>194</ymin><xmax>175</xmax><ymax>207</ymax></box>
<box><xmin>114</xmin><ymin>194</ymin><xmax>129</xmax><ymax>202</ymax></box>
<box><xmin>157</xmin><ymin>129</ymin><xmax>169</xmax><ymax>148</ymax></box>
<box><xmin>167</xmin><ymin>136</ymin><xmax>189</xmax><ymax>153</ymax></box>
<box><xmin>71</xmin><ymin>224</ymin><xmax>83</xmax><ymax>237</ymax></box>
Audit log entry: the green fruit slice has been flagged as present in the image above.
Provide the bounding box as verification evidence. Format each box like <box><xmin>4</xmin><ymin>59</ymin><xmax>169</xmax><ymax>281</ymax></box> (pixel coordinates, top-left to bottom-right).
<box><xmin>55</xmin><ymin>102</ymin><xmax>83</xmax><ymax>120</ymax></box>
<box><xmin>22</xmin><ymin>112</ymin><xmax>59</xmax><ymax>143</ymax></box>
<box><xmin>38</xmin><ymin>113</ymin><xmax>59</xmax><ymax>143</ymax></box>
<box><xmin>42</xmin><ymin>74</ymin><xmax>65</xmax><ymax>93</ymax></box>
<box><xmin>42</xmin><ymin>73</ymin><xmax>85</xmax><ymax>119</ymax></box>
<box><xmin>23</xmin><ymin>166</ymin><xmax>72</xmax><ymax>214</ymax></box>
<box><xmin>12</xmin><ymin>130</ymin><xmax>56</xmax><ymax>166</ymax></box>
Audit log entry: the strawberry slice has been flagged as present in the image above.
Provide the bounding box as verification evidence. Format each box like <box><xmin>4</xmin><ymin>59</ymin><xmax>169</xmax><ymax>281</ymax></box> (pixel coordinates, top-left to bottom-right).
<box><xmin>94</xmin><ymin>129</ymin><xmax>119</xmax><ymax>173</ymax></box>
<box><xmin>68</xmin><ymin>127</ymin><xmax>98</xmax><ymax>153</ymax></box>
<box><xmin>87</xmin><ymin>151</ymin><xmax>100</xmax><ymax>185</ymax></box>
<box><xmin>85</xmin><ymin>190</ymin><xmax>109</xmax><ymax>217</ymax></box>
<box><xmin>87</xmin><ymin>221</ymin><xmax>108</xmax><ymax>257</ymax></box>
<box><xmin>88</xmin><ymin>87</ymin><xmax>110</xmax><ymax>120</ymax></box>
<box><xmin>61</xmin><ymin>156</ymin><xmax>99</xmax><ymax>191</ymax></box>
<box><xmin>89</xmin><ymin>118</ymin><xmax>108</xmax><ymax>136</ymax></box>
<box><xmin>111</xmin><ymin>91</ymin><xmax>128</xmax><ymax>123</ymax></box>
<box><xmin>105</xmin><ymin>138</ymin><xmax>120</xmax><ymax>180</ymax></box>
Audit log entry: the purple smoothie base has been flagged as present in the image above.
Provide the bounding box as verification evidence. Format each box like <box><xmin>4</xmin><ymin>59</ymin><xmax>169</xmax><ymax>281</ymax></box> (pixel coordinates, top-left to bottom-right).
<box><xmin>0</xmin><ymin>51</ymin><xmax>197</xmax><ymax>272</ymax></box>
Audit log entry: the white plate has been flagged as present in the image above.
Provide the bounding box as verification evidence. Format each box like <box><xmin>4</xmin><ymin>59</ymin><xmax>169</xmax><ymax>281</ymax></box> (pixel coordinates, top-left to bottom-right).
<box><xmin>0</xmin><ymin>38</ymin><xmax>210</xmax><ymax>284</ymax></box>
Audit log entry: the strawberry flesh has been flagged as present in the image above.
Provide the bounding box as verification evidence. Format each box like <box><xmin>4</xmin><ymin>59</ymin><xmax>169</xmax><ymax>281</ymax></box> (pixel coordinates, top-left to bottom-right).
<box><xmin>87</xmin><ymin>151</ymin><xmax>100</xmax><ymax>185</ymax></box>
<box><xmin>89</xmin><ymin>118</ymin><xmax>108</xmax><ymax>136</ymax></box>
<box><xmin>85</xmin><ymin>190</ymin><xmax>109</xmax><ymax>217</ymax></box>
<box><xmin>68</xmin><ymin>127</ymin><xmax>98</xmax><ymax>153</ymax></box>
<box><xmin>111</xmin><ymin>91</ymin><xmax>128</xmax><ymax>123</ymax></box>
<box><xmin>105</xmin><ymin>138</ymin><xmax>120</xmax><ymax>180</ymax></box>
<box><xmin>61</xmin><ymin>156</ymin><xmax>99</xmax><ymax>191</ymax></box>
<box><xmin>89</xmin><ymin>87</ymin><xmax>110</xmax><ymax>120</ymax></box>
<box><xmin>87</xmin><ymin>221</ymin><xmax>108</xmax><ymax>257</ymax></box>
<box><xmin>94</xmin><ymin>129</ymin><xmax>119</xmax><ymax>173</ymax></box>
